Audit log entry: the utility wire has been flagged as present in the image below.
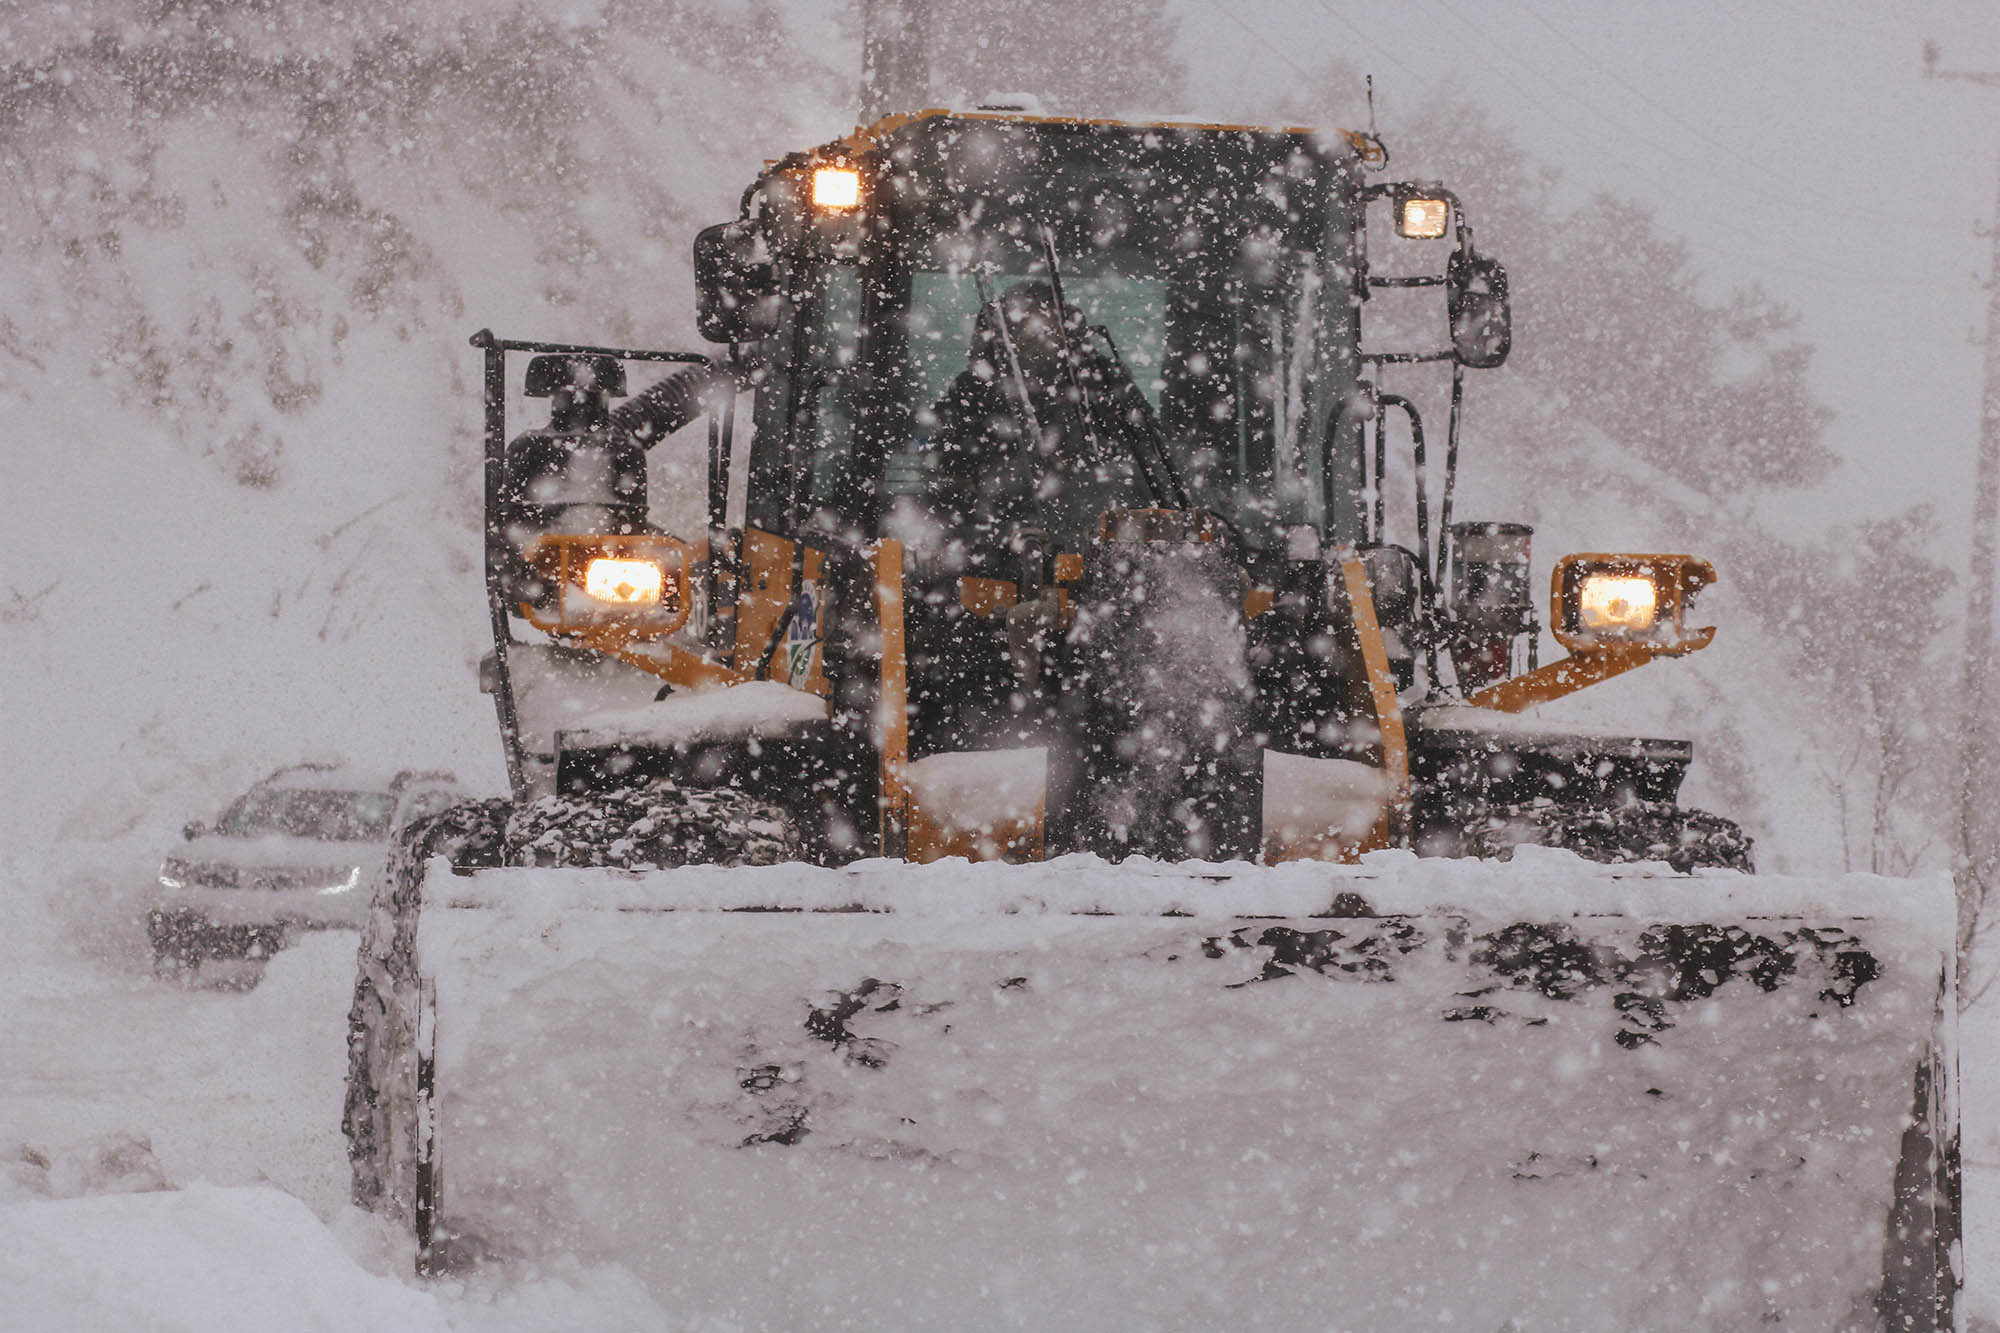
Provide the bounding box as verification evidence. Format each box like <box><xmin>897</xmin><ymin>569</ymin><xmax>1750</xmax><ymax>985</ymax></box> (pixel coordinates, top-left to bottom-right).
<box><xmin>1423</xmin><ymin>0</ymin><xmax>1934</xmax><ymax>236</ymax></box>
<box><xmin>1369</xmin><ymin>0</ymin><xmax>1972</xmax><ymax>286</ymax></box>
<box><xmin>1201</xmin><ymin>0</ymin><xmax>1331</xmax><ymax>90</ymax></box>
<box><xmin>1200</xmin><ymin>1</ymin><xmax>1973</xmax><ymax>295</ymax></box>
<box><xmin>1512</xmin><ymin>0</ymin><xmax>1939</xmax><ymax>229</ymax></box>
<box><xmin>1306</xmin><ymin>0</ymin><xmax>1435</xmax><ymax>90</ymax></box>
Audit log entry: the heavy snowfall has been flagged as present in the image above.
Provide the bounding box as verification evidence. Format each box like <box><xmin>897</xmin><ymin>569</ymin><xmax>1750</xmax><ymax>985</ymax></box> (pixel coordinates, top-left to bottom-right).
<box><xmin>4</xmin><ymin>0</ymin><xmax>2000</xmax><ymax>1328</ymax></box>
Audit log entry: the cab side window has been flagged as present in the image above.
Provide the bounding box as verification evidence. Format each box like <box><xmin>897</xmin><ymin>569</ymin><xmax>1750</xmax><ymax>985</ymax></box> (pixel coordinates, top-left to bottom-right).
<box><xmin>747</xmin><ymin>266</ymin><xmax>862</xmax><ymax>534</ymax></box>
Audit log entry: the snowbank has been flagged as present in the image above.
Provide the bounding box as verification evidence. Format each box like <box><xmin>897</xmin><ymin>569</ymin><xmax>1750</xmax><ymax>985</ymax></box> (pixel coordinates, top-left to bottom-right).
<box><xmin>0</xmin><ymin>1185</ymin><xmax>443</xmax><ymax>1333</ymax></box>
<box><xmin>906</xmin><ymin>746</ymin><xmax>1046</xmax><ymax>828</ymax></box>
<box><xmin>0</xmin><ymin>1183</ymin><xmax>679</xmax><ymax>1333</ymax></box>
<box><xmin>0</xmin><ymin>908</ymin><xmax>676</xmax><ymax>1333</ymax></box>
<box><xmin>563</xmin><ymin>679</ymin><xmax>830</xmax><ymax>750</ymax></box>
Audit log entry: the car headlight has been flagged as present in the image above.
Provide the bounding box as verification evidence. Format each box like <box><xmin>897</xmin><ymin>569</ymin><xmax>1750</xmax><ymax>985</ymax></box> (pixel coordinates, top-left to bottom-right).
<box><xmin>316</xmin><ymin>866</ymin><xmax>362</xmax><ymax>896</ymax></box>
<box><xmin>1553</xmin><ymin>554</ymin><xmax>1715</xmax><ymax>655</ymax></box>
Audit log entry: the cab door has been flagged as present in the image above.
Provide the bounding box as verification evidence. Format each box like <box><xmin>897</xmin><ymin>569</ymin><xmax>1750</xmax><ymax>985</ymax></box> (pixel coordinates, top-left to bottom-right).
<box><xmin>732</xmin><ymin>263</ymin><xmax>866</xmax><ymax>694</ymax></box>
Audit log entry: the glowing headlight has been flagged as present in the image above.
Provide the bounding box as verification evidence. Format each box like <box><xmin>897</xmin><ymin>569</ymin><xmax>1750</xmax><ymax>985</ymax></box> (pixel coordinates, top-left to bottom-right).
<box><xmin>1552</xmin><ymin>553</ymin><xmax>1716</xmax><ymax>657</ymax></box>
<box><xmin>812</xmin><ymin>166</ymin><xmax>861</xmax><ymax>211</ymax></box>
<box><xmin>317</xmin><ymin>866</ymin><xmax>362</xmax><ymax>896</ymax></box>
<box><xmin>584</xmin><ymin>557</ymin><xmax>666</xmax><ymax>605</ymax></box>
<box><xmin>1398</xmin><ymin>195</ymin><xmax>1449</xmax><ymax>239</ymax></box>
<box><xmin>1576</xmin><ymin>573</ymin><xmax>1659</xmax><ymax>634</ymax></box>
<box><xmin>520</xmin><ymin>532</ymin><xmax>693</xmax><ymax>640</ymax></box>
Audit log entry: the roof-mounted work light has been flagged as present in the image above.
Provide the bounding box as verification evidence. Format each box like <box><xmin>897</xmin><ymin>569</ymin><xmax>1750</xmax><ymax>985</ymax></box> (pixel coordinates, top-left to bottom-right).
<box><xmin>1393</xmin><ymin>183</ymin><xmax>1451</xmax><ymax>239</ymax></box>
<box><xmin>811</xmin><ymin>165</ymin><xmax>862</xmax><ymax>211</ymax></box>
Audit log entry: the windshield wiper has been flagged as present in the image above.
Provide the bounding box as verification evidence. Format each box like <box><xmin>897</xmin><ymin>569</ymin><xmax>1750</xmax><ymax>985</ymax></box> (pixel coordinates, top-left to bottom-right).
<box><xmin>1084</xmin><ymin>318</ymin><xmax>1258</xmax><ymax>552</ymax></box>
<box><xmin>1080</xmin><ymin>321</ymin><xmax>1191</xmax><ymax>511</ymax></box>
<box><xmin>1034</xmin><ymin>225</ymin><xmax>1182</xmax><ymax>511</ymax></box>
<box><xmin>974</xmin><ymin>268</ymin><xmax>1046</xmax><ymax>450</ymax></box>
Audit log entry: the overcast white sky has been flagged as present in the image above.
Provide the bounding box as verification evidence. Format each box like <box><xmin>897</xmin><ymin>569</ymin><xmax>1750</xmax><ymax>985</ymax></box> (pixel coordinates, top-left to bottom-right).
<box><xmin>1176</xmin><ymin>0</ymin><xmax>2000</xmax><ymax>552</ymax></box>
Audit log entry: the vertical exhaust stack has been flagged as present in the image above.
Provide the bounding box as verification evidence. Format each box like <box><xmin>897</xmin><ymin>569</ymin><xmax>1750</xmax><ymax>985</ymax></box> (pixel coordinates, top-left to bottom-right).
<box><xmin>1447</xmin><ymin>520</ymin><xmax>1535</xmax><ymax>691</ymax></box>
<box><xmin>859</xmin><ymin>0</ymin><xmax>933</xmax><ymax>124</ymax></box>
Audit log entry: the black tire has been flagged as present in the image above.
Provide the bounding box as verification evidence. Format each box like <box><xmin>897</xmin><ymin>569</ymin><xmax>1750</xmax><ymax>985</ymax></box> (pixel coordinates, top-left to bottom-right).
<box><xmin>504</xmin><ymin>780</ymin><xmax>800</xmax><ymax>869</ymax></box>
<box><xmin>150</xmin><ymin>943</ymin><xmax>199</xmax><ymax>985</ymax></box>
<box><xmin>148</xmin><ymin>909</ymin><xmax>205</xmax><ymax>983</ymax></box>
<box><xmin>1473</xmin><ymin>799</ymin><xmax>1754</xmax><ymax>873</ymax></box>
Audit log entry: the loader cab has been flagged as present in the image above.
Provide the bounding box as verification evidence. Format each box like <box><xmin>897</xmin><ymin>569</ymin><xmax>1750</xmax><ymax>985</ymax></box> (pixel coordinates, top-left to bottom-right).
<box><xmin>721</xmin><ymin>115</ymin><xmax>1374</xmax><ymax>571</ymax></box>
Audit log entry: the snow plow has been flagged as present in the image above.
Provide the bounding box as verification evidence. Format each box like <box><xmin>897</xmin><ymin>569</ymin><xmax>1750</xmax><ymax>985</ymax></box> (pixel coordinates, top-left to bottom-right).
<box><xmin>345</xmin><ymin>110</ymin><xmax>1960</xmax><ymax>1325</ymax></box>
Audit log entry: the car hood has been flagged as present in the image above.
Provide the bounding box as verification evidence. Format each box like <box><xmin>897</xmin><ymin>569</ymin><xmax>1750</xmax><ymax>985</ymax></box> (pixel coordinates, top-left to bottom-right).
<box><xmin>168</xmin><ymin>833</ymin><xmax>386</xmax><ymax>870</ymax></box>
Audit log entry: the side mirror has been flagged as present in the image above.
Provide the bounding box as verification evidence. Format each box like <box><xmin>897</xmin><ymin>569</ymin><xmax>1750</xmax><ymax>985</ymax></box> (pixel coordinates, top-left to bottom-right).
<box><xmin>694</xmin><ymin>221</ymin><xmax>782</xmax><ymax>344</ymax></box>
<box><xmin>1447</xmin><ymin>250</ymin><xmax>1511</xmax><ymax>369</ymax></box>
<box><xmin>182</xmin><ymin>821</ymin><xmax>207</xmax><ymax>841</ymax></box>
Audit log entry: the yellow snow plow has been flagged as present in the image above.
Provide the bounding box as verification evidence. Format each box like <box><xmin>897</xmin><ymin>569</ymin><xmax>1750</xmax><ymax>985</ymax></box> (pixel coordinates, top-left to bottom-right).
<box><xmin>349</xmin><ymin>853</ymin><xmax>1956</xmax><ymax>1327</ymax></box>
<box><xmin>344</xmin><ymin>110</ymin><xmax>1959</xmax><ymax>1326</ymax></box>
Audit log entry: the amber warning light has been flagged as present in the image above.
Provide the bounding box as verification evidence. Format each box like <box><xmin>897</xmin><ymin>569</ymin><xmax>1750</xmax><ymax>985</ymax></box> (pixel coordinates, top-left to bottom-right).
<box><xmin>812</xmin><ymin>166</ymin><xmax>861</xmax><ymax>211</ymax></box>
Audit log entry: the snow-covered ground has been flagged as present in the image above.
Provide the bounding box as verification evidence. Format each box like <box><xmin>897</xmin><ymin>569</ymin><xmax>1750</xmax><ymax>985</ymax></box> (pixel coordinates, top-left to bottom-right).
<box><xmin>0</xmin><ymin>841</ymin><xmax>680</xmax><ymax>1331</ymax></box>
<box><xmin>1</xmin><ymin>838</ymin><xmax>1983</xmax><ymax>1330</ymax></box>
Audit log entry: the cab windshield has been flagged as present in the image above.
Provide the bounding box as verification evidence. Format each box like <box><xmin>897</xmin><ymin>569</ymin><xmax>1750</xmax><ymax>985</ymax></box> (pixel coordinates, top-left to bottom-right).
<box><xmin>888</xmin><ymin>121</ymin><xmax>1356</xmax><ymax>553</ymax></box>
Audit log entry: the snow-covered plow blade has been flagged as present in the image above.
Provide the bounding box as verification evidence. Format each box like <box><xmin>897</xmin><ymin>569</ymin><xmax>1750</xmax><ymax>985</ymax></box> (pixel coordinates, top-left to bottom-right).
<box><xmin>347</xmin><ymin>852</ymin><xmax>1958</xmax><ymax>1330</ymax></box>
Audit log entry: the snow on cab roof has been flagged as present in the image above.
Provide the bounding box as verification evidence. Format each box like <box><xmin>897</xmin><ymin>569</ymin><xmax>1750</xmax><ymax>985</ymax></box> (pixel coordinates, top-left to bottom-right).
<box><xmin>841</xmin><ymin>107</ymin><xmax>1385</xmax><ymax>165</ymax></box>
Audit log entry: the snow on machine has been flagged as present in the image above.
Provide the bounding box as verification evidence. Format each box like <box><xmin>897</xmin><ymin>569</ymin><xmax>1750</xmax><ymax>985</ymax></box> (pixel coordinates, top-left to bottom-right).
<box><xmin>344</xmin><ymin>110</ymin><xmax>1959</xmax><ymax>1326</ymax></box>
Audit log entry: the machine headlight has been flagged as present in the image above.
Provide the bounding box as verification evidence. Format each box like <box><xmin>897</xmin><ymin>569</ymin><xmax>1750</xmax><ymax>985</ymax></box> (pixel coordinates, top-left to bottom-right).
<box><xmin>1553</xmin><ymin>554</ymin><xmax>1716</xmax><ymax>655</ymax></box>
<box><xmin>584</xmin><ymin>557</ymin><xmax>666</xmax><ymax>605</ymax></box>
<box><xmin>812</xmin><ymin>166</ymin><xmax>861</xmax><ymax>211</ymax></box>
<box><xmin>1395</xmin><ymin>186</ymin><xmax>1451</xmax><ymax>239</ymax></box>
<box><xmin>520</xmin><ymin>533</ymin><xmax>692</xmax><ymax>640</ymax></box>
<box><xmin>1576</xmin><ymin>573</ymin><xmax>1659</xmax><ymax>634</ymax></box>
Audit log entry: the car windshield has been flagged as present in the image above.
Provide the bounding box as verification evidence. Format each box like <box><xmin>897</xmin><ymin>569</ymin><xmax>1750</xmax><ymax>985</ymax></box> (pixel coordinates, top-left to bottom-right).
<box><xmin>214</xmin><ymin>788</ymin><xmax>397</xmax><ymax>841</ymax></box>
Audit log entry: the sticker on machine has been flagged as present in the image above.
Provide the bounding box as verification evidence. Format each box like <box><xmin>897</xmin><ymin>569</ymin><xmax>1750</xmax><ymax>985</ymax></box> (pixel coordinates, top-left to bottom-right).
<box><xmin>784</xmin><ymin>580</ymin><xmax>821</xmax><ymax>689</ymax></box>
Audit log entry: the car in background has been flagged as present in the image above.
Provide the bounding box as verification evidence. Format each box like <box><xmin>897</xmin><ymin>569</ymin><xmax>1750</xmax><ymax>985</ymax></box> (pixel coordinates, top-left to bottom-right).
<box><xmin>148</xmin><ymin>762</ymin><xmax>464</xmax><ymax>982</ymax></box>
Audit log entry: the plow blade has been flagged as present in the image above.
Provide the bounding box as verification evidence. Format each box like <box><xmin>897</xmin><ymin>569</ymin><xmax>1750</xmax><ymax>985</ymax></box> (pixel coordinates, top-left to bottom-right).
<box><xmin>349</xmin><ymin>853</ymin><xmax>1958</xmax><ymax>1330</ymax></box>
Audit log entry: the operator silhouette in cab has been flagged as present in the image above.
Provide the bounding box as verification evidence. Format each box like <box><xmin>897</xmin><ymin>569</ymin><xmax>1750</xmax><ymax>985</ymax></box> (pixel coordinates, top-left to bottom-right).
<box><xmin>916</xmin><ymin>281</ymin><xmax>1163</xmax><ymax>555</ymax></box>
